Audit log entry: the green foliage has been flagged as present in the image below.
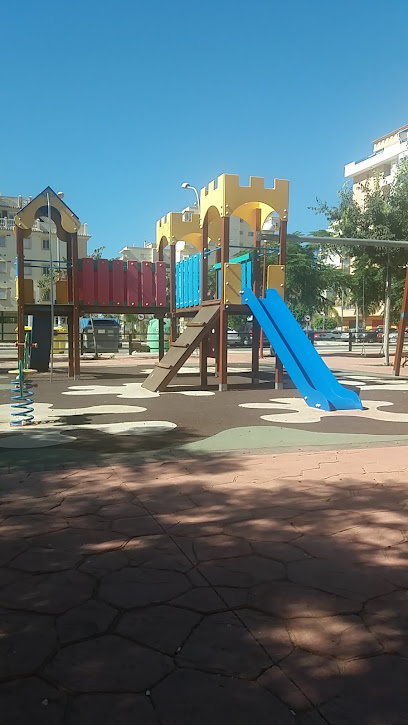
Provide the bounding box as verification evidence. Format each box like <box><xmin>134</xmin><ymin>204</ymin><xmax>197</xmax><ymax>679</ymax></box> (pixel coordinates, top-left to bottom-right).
<box><xmin>90</xmin><ymin>246</ymin><xmax>106</xmax><ymax>259</ymax></box>
<box><xmin>263</xmin><ymin>240</ymin><xmax>348</xmax><ymax>323</ymax></box>
<box><xmin>312</xmin><ymin>314</ymin><xmax>337</xmax><ymax>330</ymax></box>
<box><xmin>312</xmin><ymin>161</ymin><xmax>408</xmax><ymax>313</ymax></box>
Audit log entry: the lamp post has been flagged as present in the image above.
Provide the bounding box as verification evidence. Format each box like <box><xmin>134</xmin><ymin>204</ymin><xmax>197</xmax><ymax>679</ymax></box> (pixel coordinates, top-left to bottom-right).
<box><xmin>181</xmin><ymin>182</ymin><xmax>200</xmax><ymax>211</ymax></box>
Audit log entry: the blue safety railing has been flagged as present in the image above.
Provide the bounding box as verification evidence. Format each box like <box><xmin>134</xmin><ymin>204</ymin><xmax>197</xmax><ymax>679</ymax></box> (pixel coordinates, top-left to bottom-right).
<box><xmin>176</xmin><ymin>251</ymin><xmax>254</xmax><ymax>309</ymax></box>
<box><xmin>176</xmin><ymin>253</ymin><xmax>201</xmax><ymax>308</ymax></box>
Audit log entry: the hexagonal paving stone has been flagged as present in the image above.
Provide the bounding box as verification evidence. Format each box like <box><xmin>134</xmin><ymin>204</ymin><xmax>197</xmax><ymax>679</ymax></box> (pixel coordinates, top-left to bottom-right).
<box><xmin>0</xmin><ymin>611</ymin><xmax>57</xmax><ymax>678</ymax></box>
<box><xmin>153</xmin><ymin>668</ymin><xmax>295</xmax><ymax>724</ymax></box>
<box><xmin>46</xmin><ymin>635</ymin><xmax>173</xmax><ymax>692</ymax></box>
<box><xmin>66</xmin><ymin>694</ymin><xmax>158</xmax><ymax>724</ymax></box>
<box><xmin>320</xmin><ymin>655</ymin><xmax>408</xmax><ymax>724</ymax></box>
<box><xmin>193</xmin><ymin>534</ymin><xmax>252</xmax><ymax>561</ymax></box>
<box><xmin>279</xmin><ymin>650</ymin><xmax>343</xmax><ymax>706</ymax></box>
<box><xmin>116</xmin><ymin>605</ymin><xmax>200</xmax><ymax>655</ymax></box>
<box><xmin>287</xmin><ymin>559</ymin><xmax>393</xmax><ymax>601</ymax></box>
<box><xmin>10</xmin><ymin>547</ymin><xmax>81</xmax><ymax>573</ymax></box>
<box><xmin>289</xmin><ymin>615</ymin><xmax>382</xmax><ymax>659</ymax></box>
<box><xmin>112</xmin><ymin>516</ymin><xmax>163</xmax><ymax>536</ymax></box>
<box><xmin>80</xmin><ymin>549</ymin><xmax>129</xmax><ymax>575</ymax></box>
<box><xmin>1</xmin><ymin>514</ymin><xmax>67</xmax><ymax>538</ymax></box>
<box><xmin>238</xmin><ymin>609</ymin><xmax>293</xmax><ymax>662</ymax></box>
<box><xmin>177</xmin><ymin>612</ymin><xmax>272</xmax><ymax>678</ymax></box>
<box><xmin>1</xmin><ymin>570</ymin><xmax>94</xmax><ymax>614</ymax></box>
<box><xmin>57</xmin><ymin>600</ymin><xmax>117</xmax><ymax>643</ymax></box>
<box><xmin>249</xmin><ymin>581</ymin><xmax>361</xmax><ymax>618</ymax></box>
<box><xmin>99</xmin><ymin>567</ymin><xmax>190</xmax><ymax>608</ymax></box>
<box><xmin>363</xmin><ymin>590</ymin><xmax>408</xmax><ymax>656</ymax></box>
<box><xmin>223</xmin><ymin>518</ymin><xmax>302</xmax><ymax>542</ymax></box>
<box><xmin>199</xmin><ymin>555</ymin><xmax>285</xmax><ymax>588</ymax></box>
<box><xmin>170</xmin><ymin>587</ymin><xmax>228</xmax><ymax>613</ymax></box>
<box><xmin>27</xmin><ymin>528</ymin><xmax>127</xmax><ymax>553</ymax></box>
<box><xmin>0</xmin><ymin>677</ymin><xmax>66</xmax><ymax>725</ymax></box>
<box><xmin>258</xmin><ymin>665</ymin><xmax>310</xmax><ymax>712</ymax></box>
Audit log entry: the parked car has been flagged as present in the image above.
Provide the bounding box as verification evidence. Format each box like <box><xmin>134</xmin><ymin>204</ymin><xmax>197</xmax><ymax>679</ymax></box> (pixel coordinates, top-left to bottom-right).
<box><xmin>313</xmin><ymin>329</ymin><xmax>341</xmax><ymax>341</ymax></box>
<box><xmin>239</xmin><ymin>324</ymin><xmax>271</xmax><ymax>348</ymax></box>
<box><xmin>389</xmin><ymin>329</ymin><xmax>408</xmax><ymax>341</ymax></box>
<box><xmin>227</xmin><ymin>328</ymin><xmax>241</xmax><ymax>346</ymax></box>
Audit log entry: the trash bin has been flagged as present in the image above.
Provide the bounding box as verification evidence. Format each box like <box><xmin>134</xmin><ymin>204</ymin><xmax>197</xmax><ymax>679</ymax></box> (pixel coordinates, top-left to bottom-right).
<box><xmin>53</xmin><ymin>326</ymin><xmax>67</xmax><ymax>354</ymax></box>
<box><xmin>81</xmin><ymin>318</ymin><xmax>120</xmax><ymax>353</ymax></box>
<box><xmin>146</xmin><ymin>319</ymin><xmax>171</xmax><ymax>353</ymax></box>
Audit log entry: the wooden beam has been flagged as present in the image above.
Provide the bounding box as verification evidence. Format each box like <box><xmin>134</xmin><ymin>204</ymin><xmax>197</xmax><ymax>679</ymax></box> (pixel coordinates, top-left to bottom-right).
<box><xmin>169</xmin><ymin>244</ymin><xmax>177</xmax><ymax>344</ymax></box>
<box><xmin>252</xmin><ymin>208</ymin><xmax>261</xmax><ymax>383</ymax></box>
<box><xmin>16</xmin><ymin>226</ymin><xmax>25</xmax><ymax>364</ymax></box>
<box><xmin>71</xmin><ymin>232</ymin><xmax>81</xmax><ymax>379</ymax></box>
<box><xmin>275</xmin><ymin>219</ymin><xmax>287</xmax><ymax>389</ymax></box>
<box><xmin>219</xmin><ymin>216</ymin><xmax>230</xmax><ymax>391</ymax></box>
<box><xmin>393</xmin><ymin>266</ymin><xmax>408</xmax><ymax>376</ymax></box>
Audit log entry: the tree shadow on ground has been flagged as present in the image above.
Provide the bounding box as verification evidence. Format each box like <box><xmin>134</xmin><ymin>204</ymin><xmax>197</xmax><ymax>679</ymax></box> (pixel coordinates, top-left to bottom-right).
<box><xmin>0</xmin><ymin>450</ymin><xmax>407</xmax><ymax>724</ymax></box>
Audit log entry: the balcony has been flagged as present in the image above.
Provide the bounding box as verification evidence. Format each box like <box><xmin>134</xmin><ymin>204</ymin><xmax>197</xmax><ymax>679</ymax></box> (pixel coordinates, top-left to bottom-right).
<box><xmin>345</xmin><ymin>140</ymin><xmax>408</xmax><ymax>179</ymax></box>
<box><xmin>0</xmin><ymin>217</ymin><xmax>89</xmax><ymax>237</ymax></box>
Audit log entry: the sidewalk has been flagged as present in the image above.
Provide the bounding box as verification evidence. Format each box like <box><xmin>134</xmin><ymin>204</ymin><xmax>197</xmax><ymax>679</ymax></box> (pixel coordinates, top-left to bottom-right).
<box><xmin>1</xmin><ymin>445</ymin><xmax>408</xmax><ymax>723</ymax></box>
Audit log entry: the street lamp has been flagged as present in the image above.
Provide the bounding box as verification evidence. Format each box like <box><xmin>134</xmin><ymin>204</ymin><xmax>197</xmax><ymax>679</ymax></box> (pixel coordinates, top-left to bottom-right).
<box><xmin>181</xmin><ymin>182</ymin><xmax>200</xmax><ymax>211</ymax></box>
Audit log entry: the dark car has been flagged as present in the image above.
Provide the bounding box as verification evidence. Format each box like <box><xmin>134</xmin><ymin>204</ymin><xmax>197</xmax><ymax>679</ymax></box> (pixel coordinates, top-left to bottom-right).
<box><xmin>239</xmin><ymin>324</ymin><xmax>271</xmax><ymax>348</ymax></box>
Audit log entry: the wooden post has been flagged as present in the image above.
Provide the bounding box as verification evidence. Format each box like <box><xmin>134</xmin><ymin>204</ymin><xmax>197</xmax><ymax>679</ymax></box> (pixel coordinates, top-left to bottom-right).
<box><xmin>251</xmin><ymin>209</ymin><xmax>261</xmax><ymax>384</ymax></box>
<box><xmin>71</xmin><ymin>232</ymin><xmax>80</xmax><ymax>379</ymax></box>
<box><xmin>66</xmin><ymin>236</ymin><xmax>74</xmax><ymax>377</ymax></box>
<box><xmin>169</xmin><ymin>243</ymin><xmax>177</xmax><ymax>344</ymax></box>
<box><xmin>16</xmin><ymin>226</ymin><xmax>25</xmax><ymax>364</ymax></box>
<box><xmin>199</xmin><ymin>214</ymin><xmax>210</xmax><ymax>384</ymax></box>
<box><xmin>393</xmin><ymin>267</ymin><xmax>408</xmax><ymax>376</ymax></box>
<box><xmin>219</xmin><ymin>216</ymin><xmax>230</xmax><ymax>391</ymax></box>
<box><xmin>275</xmin><ymin>219</ymin><xmax>287</xmax><ymax>389</ymax></box>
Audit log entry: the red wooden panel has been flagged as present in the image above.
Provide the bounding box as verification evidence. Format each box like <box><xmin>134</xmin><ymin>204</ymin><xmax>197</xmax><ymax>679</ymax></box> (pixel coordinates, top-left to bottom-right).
<box><xmin>96</xmin><ymin>259</ymin><xmax>109</xmax><ymax>305</ymax></box>
<box><xmin>155</xmin><ymin>261</ymin><xmax>167</xmax><ymax>307</ymax></box>
<box><xmin>127</xmin><ymin>261</ymin><xmax>140</xmax><ymax>306</ymax></box>
<box><xmin>141</xmin><ymin>261</ymin><xmax>154</xmax><ymax>306</ymax></box>
<box><xmin>78</xmin><ymin>262</ymin><xmax>83</xmax><ymax>303</ymax></box>
<box><xmin>112</xmin><ymin>259</ymin><xmax>125</xmax><ymax>306</ymax></box>
<box><xmin>81</xmin><ymin>258</ymin><xmax>95</xmax><ymax>305</ymax></box>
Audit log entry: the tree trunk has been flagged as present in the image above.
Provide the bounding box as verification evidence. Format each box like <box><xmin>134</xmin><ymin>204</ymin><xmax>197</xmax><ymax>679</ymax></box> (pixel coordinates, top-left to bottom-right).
<box><xmin>383</xmin><ymin>263</ymin><xmax>392</xmax><ymax>365</ymax></box>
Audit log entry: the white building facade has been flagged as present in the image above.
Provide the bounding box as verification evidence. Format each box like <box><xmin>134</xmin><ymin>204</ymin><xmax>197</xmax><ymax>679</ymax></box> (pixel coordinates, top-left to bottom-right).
<box><xmin>345</xmin><ymin>124</ymin><xmax>408</xmax><ymax>204</ymax></box>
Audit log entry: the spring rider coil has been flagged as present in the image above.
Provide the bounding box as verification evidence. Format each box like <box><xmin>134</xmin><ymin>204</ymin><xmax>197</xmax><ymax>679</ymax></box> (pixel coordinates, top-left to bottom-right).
<box><xmin>9</xmin><ymin>334</ymin><xmax>38</xmax><ymax>427</ymax></box>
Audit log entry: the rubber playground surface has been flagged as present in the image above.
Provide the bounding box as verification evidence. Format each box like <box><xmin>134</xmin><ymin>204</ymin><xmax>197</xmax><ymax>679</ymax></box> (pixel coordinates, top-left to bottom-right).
<box><xmin>1</xmin><ymin>353</ymin><xmax>408</xmax><ymax>722</ymax></box>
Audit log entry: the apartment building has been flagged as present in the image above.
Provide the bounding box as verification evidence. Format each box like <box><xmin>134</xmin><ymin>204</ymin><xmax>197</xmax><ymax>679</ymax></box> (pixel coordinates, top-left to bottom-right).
<box><xmin>0</xmin><ymin>193</ymin><xmax>90</xmax><ymax>313</ymax></box>
<box><xmin>345</xmin><ymin>124</ymin><xmax>408</xmax><ymax>204</ymax></box>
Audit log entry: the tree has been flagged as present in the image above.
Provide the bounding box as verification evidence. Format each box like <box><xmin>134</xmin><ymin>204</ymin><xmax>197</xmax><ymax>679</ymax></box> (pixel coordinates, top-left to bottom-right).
<box><xmin>313</xmin><ymin>161</ymin><xmax>408</xmax><ymax>363</ymax></box>
<box><xmin>263</xmin><ymin>239</ymin><xmax>348</xmax><ymax>324</ymax></box>
<box><xmin>90</xmin><ymin>246</ymin><xmax>106</xmax><ymax>259</ymax></box>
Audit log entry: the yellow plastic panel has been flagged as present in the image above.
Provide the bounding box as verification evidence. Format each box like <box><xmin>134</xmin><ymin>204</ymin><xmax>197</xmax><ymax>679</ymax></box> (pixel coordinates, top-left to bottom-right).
<box><xmin>267</xmin><ymin>265</ymin><xmax>285</xmax><ymax>299</ymax></box>
<box><xmin>16</xmin><ymin>278</ymin><xmax>34</xmax><ymax>303</ymax></box>
<box><xmin>224</xmin><ymin>263</ymin><xmax>242</xmax><ymax>304</ymax></box>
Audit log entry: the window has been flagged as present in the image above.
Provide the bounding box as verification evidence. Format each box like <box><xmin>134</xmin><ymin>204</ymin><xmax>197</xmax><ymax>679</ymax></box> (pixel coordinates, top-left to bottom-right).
<box><xmin>42</xmin><ymin>239</ymin><xmax>50</xmax><ymax>250</ymax></box>
<box><xmin>0</xmin><ymin>289</ymin><xmax>8</xmax><ymax>300</ymax></box>
<box><xmin>248</xmin><ymin>231</ymin><xmax>254</xmax><ymax>237</ymax></box>
<box><xmin>23</xmin><ymin>238</ymin><xmax>32</xmax><ymax>249</ymax></box>
<box><xmin>0</xmin><ymin>261</ymin><xmax>6</xmax><ymax>273</ymax></box>
<box><xmin>24</xmin><ymin>265</ymin><xmax>32</xmax><ymax>276</ymax></box>
<box><xmin>0</xmin><ymin>237</ymin><xmax>6</xmax><ymax>247</ymax></box>
<box><xmin>42</xmin><ymin>266</ymin><xmax>50</xmax><ymax>275</ymax></box>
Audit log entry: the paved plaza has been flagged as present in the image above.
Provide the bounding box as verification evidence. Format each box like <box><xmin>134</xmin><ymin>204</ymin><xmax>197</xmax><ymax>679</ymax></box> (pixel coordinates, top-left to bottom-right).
<box><xmin>1</xmin><ymin>352</ymin><xmax>408</xmax><ymax>723</ymax></box>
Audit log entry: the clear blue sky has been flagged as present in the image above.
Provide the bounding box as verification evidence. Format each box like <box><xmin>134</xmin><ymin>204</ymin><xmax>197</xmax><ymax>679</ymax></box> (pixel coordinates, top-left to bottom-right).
<box><xmin>3</xmin><ymin>0</ymin><xmax>408</xmax><ymax>256</ymax></box>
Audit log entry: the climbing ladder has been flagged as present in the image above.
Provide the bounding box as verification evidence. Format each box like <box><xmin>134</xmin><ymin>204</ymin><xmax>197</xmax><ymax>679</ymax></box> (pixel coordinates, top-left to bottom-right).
<box><xmin>142</xmin><ymin>304</ymin><xmax>220</xmax><ymax>392</ymax></box>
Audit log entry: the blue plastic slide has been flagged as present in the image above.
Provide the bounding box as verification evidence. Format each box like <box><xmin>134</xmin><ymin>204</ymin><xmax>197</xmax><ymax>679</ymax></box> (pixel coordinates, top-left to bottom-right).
<box><xmin>243</xmin><ymin>287</ymin><xmax>363</xmax><ymax>412</ymax></box>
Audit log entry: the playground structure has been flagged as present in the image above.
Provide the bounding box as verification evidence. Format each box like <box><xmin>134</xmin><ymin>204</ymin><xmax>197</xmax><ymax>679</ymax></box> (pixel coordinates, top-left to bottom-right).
<box><xmin>9</xmin><ymin>332</ymin><xmax>37</xmax><ymax>426</ymax></box>
<box><xmin>14</xmin><ymin>178</ymin><xmax>365</xmax><ymax>411</ymax></box>
<box><xmin>15</xmin><ymin>188</ymin><xmax>169</xmax><ymax>376</ymax></box>
<box><xmin>144</xmin><ymin>174</ymin><xmax>362</xmax><ymax>411</ymax></box>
